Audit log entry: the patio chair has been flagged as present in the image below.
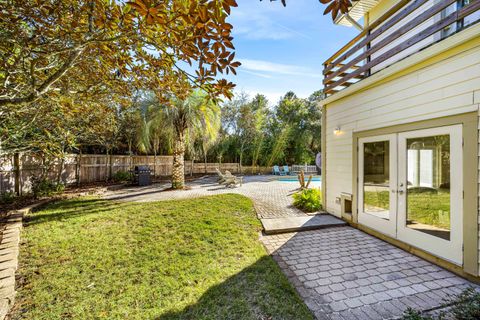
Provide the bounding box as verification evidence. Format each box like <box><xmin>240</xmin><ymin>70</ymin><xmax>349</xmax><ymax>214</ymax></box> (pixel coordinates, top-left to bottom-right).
<box><xmin>215</xmin><ymin>168</ymin><xmax>225</xmax><ymax>181</ymax></box>
<box><xmin>222</xmin><ymin>175</ymin><xmax>243</xmax><ymax>188</ymax></box>
<box><xmin>273</xmin><ymin>165</ymin><xmax>284</xmax><ymax>176</ymax></box>
<box><xmin>216</xmin><ymin>169</ymin><xmax>242</xmax><ymax>187</ymax></box>
<box><xmin>216</xmin><ymin>169</ymin><xmax>234</xmax><ymax>183</ymax></box>
<box><xmin>283</xmin><ymin>165</ymin><xmax>291</xmax><ymax>175</ymax></box>
<box><xmin>215</xmin><ymin>168</ymin><xmax>225</xmax><ymax>183</ymax></box>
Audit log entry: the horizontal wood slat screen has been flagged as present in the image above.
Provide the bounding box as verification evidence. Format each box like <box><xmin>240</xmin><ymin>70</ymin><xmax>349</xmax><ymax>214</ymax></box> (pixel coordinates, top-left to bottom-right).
<box><xmin>323</xmin><ymin>0</ymin><xmax>480</xmax><ymax>95</ymax></box>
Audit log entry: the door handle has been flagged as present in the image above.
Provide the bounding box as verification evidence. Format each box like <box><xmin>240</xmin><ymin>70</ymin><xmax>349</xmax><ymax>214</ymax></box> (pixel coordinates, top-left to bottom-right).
<box><xmin>398</xmin><ymin>183</ymin><xmax>405</xmax><ymax>195</ymax></box>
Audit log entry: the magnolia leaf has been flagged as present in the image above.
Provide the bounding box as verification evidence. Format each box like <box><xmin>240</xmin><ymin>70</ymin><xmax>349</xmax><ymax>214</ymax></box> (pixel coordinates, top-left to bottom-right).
<box><xmin>223</xmin><ymin>0</ymin><xmax>238</xmax><ymax>7</ymax></box>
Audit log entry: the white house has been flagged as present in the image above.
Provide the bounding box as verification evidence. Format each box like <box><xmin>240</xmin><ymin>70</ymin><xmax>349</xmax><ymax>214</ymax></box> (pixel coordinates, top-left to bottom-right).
<box><xmin>320</xmin><ymin>0</ymin><xmax>480</xmax><ymax>279</ymax></box>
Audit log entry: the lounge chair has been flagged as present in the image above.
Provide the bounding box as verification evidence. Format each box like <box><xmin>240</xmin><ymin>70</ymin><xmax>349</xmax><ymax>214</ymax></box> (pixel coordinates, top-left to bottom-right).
<box><xmin>273</xmin><ymin>165</ymin><xmax>285</xmax><ymax>176</ymax></box>
<box><xmin>217</xmin><ymin>169</ymin><xmax>242</xmax><ymax>187</ymax></box>
<box><xmin>283</xmin><ymin>165</ymin><xmax>290</xmax><ymax>175</ymax></box>
<box><xmin>215</xmin><ymin>168</ymin><xmax>226</xmax><ymax>183</ymax></box>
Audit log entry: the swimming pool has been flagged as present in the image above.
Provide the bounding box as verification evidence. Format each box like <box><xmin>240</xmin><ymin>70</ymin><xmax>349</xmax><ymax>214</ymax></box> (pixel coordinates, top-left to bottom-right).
<box><xmin>278</xmin><ymin>176</ymin><xmax>321</xmax><ymax>182</ymax></box>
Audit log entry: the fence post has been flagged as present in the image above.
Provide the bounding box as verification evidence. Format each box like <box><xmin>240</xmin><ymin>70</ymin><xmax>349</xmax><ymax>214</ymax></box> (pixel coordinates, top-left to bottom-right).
<box><xmin>13</xmin><ymin>153</ymin><xmax>21</xmax><ymax>196</ymax></box>
<box><xmin>76</xmin><ymin>153</ymin><xmax>81</xmax><ymax>186</ymax></box>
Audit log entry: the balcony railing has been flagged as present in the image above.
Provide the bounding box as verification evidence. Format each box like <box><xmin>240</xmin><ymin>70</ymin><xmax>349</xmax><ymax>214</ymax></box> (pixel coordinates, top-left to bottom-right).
<box><xmin>323</xmin><ymin>0</ymin><xmax>480</xmax><ymax>96</ymax></box>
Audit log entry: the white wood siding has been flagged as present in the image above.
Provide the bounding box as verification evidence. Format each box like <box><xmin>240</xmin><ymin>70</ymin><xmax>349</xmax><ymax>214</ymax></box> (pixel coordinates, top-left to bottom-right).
<box><xmin>324</xmin><ymin>44</ymin><xmax>480</xmax><ymax>270</ymax></box>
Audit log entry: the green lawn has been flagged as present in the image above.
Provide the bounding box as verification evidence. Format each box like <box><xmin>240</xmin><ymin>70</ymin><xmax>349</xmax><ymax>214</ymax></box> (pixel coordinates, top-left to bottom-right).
<box><xmin>364</xmin><ymin>189</ymin><xmax>450</xmax><ymax>229</ymax></box>
<box><xmin>12</xmin><ymin>194</ymin><xmax>313</xmax><ymax>320</ymax></box>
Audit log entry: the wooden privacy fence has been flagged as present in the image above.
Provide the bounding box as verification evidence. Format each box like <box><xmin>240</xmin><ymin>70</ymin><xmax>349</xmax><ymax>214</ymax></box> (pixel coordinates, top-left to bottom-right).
<box><xmin>0</xmin><ymin>153</ymin><xmax>241</xmax><ymax>195</ymax></box>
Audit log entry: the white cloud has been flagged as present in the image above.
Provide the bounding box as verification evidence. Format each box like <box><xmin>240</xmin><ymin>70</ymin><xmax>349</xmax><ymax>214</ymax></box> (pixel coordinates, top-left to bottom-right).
<box><xmin>229</xmin><ymin>7</ymin><xmax>311</xmax><ymax>40</ymax></box>
<box><xmin>239</xmin><ymin>59</ymin><xmax>322</xmax><ymax>78</ymax></box>
<box><xmin>239</xmin><ymin>69</ymin><xmax>273</xmax><ymax>79</ymax></box>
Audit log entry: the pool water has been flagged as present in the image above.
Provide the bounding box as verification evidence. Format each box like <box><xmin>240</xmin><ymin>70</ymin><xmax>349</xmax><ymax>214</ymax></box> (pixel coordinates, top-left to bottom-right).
<box><xmin>278</xmin><ymin>176</ymin><xmax>321</xmax><ymax>182</ymax></box>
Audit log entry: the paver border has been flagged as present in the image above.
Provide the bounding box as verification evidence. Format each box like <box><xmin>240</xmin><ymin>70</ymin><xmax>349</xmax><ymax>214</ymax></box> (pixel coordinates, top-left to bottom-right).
<box><xmin>0</xmin><ymin>200</ymin><xmax>53</xmax><ymax>320</ymax></box>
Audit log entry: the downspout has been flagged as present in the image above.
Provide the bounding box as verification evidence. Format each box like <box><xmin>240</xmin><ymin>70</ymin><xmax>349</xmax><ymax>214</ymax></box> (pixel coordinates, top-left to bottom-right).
<box><xmin>321</xmin><ymin>105</ymin><xmax>327</xmax><ymax>210</ymax></box>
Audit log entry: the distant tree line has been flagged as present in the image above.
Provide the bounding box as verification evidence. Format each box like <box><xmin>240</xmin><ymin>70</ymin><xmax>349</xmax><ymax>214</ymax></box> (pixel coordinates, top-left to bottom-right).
<box><xmin>2</xmin><ymin>90</ymin><xmax>323</xmax><ymax>165</ymax></box>
<box><xmin>113</xmin><ymin>89</ymin><xmax>324</xmax><ymax>167</ymax></box>
<box><xmin>212</xmin><ymin>90</ymin><xmax>323</xmax><ymax>167</ymax></box>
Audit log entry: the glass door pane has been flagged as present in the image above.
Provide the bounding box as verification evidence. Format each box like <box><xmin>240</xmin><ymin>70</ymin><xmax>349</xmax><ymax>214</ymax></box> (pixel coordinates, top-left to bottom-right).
<box><xmin>358</xmin><ymin>134</ymin><xmax>397</xmax><ymax>238</ymax></box>
<box><xmin>397</xmin><ymin>124</ymin><xmax>462</xmax><ymax>265</ymax></box>
<box><xmin>406</xmin><ymin>135</ymin><xmax>451</xmax><ymax>240</ymax></box>
<box><xmin>363</xmin><ymin>141</ymin><xmax>390</xmax><ymax>220</ymax></box>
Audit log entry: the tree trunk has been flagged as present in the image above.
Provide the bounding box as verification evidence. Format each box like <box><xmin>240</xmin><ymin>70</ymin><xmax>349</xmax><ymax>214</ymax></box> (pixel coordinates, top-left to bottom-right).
<box><xmin>57</xmin><ymin>156</ymin><xmax>65</xmax><ymax>185</ymax></box>
<box><xmin>204</xmin><ymin>153</ymin><xmax>207</xmax><ymax>174</ymax></box>
<box><xmin>172</xmin><ymin>132</ymin><xmax>186</xmax><ymax>189</ymax></box>
<box><xmin>153</xmin><ymin>147</ymin><xmax>157</xmax><ymax>178</ymax></box>
<box><xmin>105</xmin><ymin>148</ymin><xmax>109</xmax><ymax>182</ymax></box>
<box><xmin>13</xmin><ymin>153</ymin><xmax>21</xmax><ymax>196</ymax></box>
<box><xmin>239</xmin><ymin>140</ymin><xmax>246</xmax><ymax>175</ymax></box>
<box><xmin>109</xmin><ymin>153</ymin><xmax>113</xmax><ymax>181</ymax></box>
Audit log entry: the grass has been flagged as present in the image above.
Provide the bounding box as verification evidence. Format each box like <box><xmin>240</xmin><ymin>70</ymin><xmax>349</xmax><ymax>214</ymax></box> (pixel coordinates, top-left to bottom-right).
<box><xmin>364</xmin><ymin>190</ymin><xmax>450</xmax><ymax>229</ymax></box>
<box><xmin>12</xmin><ymin>194</ymin><xmax>313</xmax><ymax>320</ymax></box>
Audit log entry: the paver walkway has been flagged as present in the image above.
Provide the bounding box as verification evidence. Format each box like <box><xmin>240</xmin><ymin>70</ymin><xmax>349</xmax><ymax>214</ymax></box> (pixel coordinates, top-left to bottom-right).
<box><xmin>261</xmin><ymin>227</ymin><xmax>477</xmax><ymax>320</ymax></box>
<box><xmin>104</xmin><ymin>175</ymin><xmax>320</xmax><ymax>219</ymax></box>
<box><xmin>104</xmin><ymin>176</ymin><xmax>478</xmax><ymax>319</ymax></box>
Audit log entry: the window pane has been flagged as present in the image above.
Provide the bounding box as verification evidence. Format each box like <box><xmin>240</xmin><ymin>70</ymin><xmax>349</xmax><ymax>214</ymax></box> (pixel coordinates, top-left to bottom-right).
<box><xmin>406</xmin><ymin>135</ymin><xmax>450</xmax><ymax>240</ymax></box>
<box><xmin>363</xmin><ymin>141</ymin><xmax>390</xmax><ymax>220</ymax></box>
<box><xmin>463</xmin><ymin>0</ymin><xmax>480</xmax><ymax>28</ymax></box>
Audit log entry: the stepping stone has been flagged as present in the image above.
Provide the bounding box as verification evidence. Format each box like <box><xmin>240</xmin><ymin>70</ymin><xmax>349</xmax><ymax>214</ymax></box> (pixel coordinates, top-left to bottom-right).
<box><xmin>261</xmin><ymin>214</ymin><xmax>347</xmax><ymax>235</ymax></box>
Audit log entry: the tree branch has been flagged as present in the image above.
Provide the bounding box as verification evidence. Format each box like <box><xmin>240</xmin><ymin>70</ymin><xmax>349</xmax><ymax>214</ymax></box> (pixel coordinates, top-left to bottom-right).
<box><xmin>0</xmin><ymin>49</ymin><xmax>83</xmax><ymax>107</ymax></box>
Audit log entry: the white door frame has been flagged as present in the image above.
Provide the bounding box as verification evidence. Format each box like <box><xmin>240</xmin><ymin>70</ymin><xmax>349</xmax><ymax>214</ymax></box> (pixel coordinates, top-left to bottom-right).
<box><xmin>396</xmin><ymin>125</ymin><xmax>463</xmax><ymax>265</ymax></box>
<box><xmin>358</xmin><ymin>134</ymin><xmax>397</xmax><ymax>238</ymax></box>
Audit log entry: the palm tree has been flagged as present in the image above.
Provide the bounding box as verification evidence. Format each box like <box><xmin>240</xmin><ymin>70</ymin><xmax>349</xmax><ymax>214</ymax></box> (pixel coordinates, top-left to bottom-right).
<box><xmin>133</xmin><ymin>91</ymin><xmax>219</xmax><ymax>189</ymax></box>
<box><xmin>136</xmin><ymin>117</ymin><xmax>152</xmax><ymax>154</ymax></box>
<box><xmin>165</xmin><ymin>92</ymin><xmax>220</xmax><ymax>189</ymax></box>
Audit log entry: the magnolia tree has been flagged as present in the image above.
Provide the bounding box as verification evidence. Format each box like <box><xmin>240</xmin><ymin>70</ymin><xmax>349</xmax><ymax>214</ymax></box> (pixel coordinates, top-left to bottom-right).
<box><xmin>0</xmin><ymin>0</ymin><xmax>241</xmax><ymax>188</ymax></box>
<box><xmin>0</xmin><ymin>0</ymin><xmax>240</xmax><ymax>110</ymax></box>
<box><xmin>262</xmin><ymin>0</ymin><xmax>353</xmax><ymax>19</ymax></box>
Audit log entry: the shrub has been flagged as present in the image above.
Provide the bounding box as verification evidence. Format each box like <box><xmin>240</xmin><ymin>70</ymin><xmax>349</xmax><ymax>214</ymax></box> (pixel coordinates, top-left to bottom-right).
<box><xmin>401</xmin><ymin>287</ymin><xmax>480</xmax><ymax>320</ymax></box>
<box><xmin>401</xmin><ymin>308</ymin><xmax>433</xmax><ymax>320</ymax></box>
<box><xmin>112</xmin><ymin>170</ymin><xmax>132</xmax><ymax>182</ymax></box>
<box><xmin>293</xmin><ymin>188</ymin><xmax>321</xmax><ymax>212</ymax></box>
<box><xmin>0</xmin><ymin>192</ymin><xmax>16</xmax><ymax>204</ymax></box>
<box><xmin>31</xmin><ymin>176</ymin><xmax>64</xmax><ymax>198</ymax></box>
<box><xmin>449</xmin><ymin>287</ymin><xmax>480</xmax><ymax>319</ymax></box>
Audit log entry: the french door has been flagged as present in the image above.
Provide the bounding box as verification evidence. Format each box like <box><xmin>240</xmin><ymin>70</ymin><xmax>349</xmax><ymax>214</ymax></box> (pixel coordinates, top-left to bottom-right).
<box><xmin>358</xmin><ymin>125</ymin><xmax>463</xmax><ymax>265</ymax></box>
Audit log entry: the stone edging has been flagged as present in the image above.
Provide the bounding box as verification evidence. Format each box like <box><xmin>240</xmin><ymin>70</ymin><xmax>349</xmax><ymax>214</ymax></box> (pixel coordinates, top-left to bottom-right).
<box><xmin>0</xmin><ymin>200</ymin><xmax>52</xmax><ymax>320</ymax></box>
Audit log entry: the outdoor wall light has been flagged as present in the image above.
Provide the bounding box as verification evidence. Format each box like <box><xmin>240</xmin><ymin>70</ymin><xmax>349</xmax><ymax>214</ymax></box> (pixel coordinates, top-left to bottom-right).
<box><xmin>333</xmin><ymin>127</ymin><xmax>342</xmax><ymax>135</ymax></box>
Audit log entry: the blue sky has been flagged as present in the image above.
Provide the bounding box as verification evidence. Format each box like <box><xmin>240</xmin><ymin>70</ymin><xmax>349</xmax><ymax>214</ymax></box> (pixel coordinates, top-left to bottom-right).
<box><xmin>225</xmin><ymin>0</ymin><xmax>359</xmax><ymax>105</ymax></box>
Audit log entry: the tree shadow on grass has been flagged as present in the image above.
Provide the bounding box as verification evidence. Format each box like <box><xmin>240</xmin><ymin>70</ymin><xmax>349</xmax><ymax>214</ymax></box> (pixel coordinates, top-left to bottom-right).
<box><xmin>24</xmin><ymin>199</ymin><xmax>131</xmax><ymax>226</ymax></box>
<box><xmin>156</xmin><ymin>255</ymin><xmax>313</xmax><ymax>320</ymax></box>
<box><xmin>104</xmin><ymin>187</ymin><xmax>172</xmax><ymax>201</ymax></box>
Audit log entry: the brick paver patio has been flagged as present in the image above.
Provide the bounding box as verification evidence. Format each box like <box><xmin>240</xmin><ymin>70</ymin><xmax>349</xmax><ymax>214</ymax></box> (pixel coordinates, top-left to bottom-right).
<box><xmin>104</xmin><ymin>175</ymin><xmax>319</xmax><ymax>218</ymax></box>
<box><xmin>261</xmin><ymin>227</ymin><xmax>477</xmax><ymax>319</ymax></box>
<box><xmin>105</xmin><ymin>176</ymin><xmax>478</xmax><ymax>319</ymax></box>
